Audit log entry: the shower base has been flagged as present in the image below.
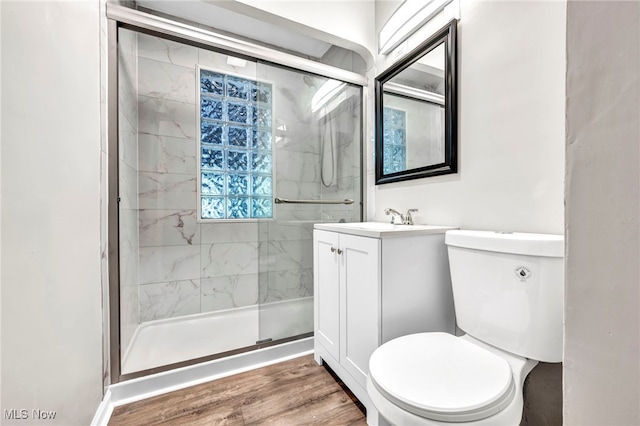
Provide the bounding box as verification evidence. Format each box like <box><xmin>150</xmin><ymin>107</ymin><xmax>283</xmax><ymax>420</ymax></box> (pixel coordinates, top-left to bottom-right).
<box><xmin>121</xmin><ymin>297</ymin><xmax>313</xmax><ymax>375</ymax></box>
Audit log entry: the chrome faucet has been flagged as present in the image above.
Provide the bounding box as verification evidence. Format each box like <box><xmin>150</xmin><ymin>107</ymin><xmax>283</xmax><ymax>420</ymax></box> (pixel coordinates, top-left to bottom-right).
<box><xmin>384</xmin><ymin>208</ymin><xmax>419</xmax><ymax>225</ymax></box>
<box><xmin>384</xmin><ymin>208</ymin><xmax>405</xmax><ymax>224</ymax></box>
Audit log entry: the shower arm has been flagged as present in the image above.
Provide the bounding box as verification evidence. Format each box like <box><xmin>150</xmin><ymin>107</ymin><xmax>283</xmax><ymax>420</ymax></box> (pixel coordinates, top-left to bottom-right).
<box><xmin>274</xmin><ymin>197</ymin><xmax>354</xmax><ymax>205</ymax></box>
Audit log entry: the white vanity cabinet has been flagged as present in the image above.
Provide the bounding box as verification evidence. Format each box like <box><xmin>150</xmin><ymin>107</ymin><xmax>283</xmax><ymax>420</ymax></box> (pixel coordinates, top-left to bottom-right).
<box><xmin>313</xmin><ymin>223</ymin><xmax>457</xmax><ymax>424</ymax></box>
<box><xmin>314</xmin><ymin>230</ymin><xmax>380</xmax><ymax>390</ymax></box>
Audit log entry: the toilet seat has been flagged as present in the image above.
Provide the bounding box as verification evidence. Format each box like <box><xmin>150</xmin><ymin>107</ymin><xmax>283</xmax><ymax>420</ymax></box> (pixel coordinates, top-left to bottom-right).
<box><xmin>369</xmin><ymin>333</ymin><xmax>516</xmax><ymax>423</ymax></box>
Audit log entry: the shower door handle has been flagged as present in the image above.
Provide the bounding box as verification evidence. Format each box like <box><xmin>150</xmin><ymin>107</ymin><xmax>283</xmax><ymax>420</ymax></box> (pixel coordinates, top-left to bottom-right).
<box><xmin>274</xmin><ymin>197</ymin><xmax>354</xmax><ymax>205</ymax></box>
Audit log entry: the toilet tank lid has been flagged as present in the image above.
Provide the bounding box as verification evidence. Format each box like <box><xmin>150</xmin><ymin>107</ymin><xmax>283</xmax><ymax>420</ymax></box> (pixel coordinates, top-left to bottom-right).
<box><xmin>445</xmin><ymin>230</ymin><xmax>564</xmax><ymax>258</ymax></box>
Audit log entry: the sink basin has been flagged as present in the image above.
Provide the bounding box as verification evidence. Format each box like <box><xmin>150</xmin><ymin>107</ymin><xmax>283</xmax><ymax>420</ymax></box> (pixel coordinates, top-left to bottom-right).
<box><xmin>314</xmin><ymin>222</ymin><xmax>458</xmax><ymax>238</ymax></box>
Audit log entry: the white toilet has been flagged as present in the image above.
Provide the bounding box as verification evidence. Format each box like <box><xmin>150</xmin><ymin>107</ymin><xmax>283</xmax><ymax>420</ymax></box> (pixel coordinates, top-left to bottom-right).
<box><xmin>367</xmin><ymin>230</ymin><xmax>563</xmax><ymax>425</ymax></box>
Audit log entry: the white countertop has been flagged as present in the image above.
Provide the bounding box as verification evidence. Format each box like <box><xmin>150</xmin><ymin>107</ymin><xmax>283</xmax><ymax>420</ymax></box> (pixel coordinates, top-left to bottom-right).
<box><xmin>314</xmin><ymin>222</ymin><xmax>458</xmax><ymax>239</ymax></box>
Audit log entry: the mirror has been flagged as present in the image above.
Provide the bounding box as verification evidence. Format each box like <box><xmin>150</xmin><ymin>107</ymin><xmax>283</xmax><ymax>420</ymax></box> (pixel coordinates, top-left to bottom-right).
<box><xmin>375</xmin><ymin>19</ymin><xmax>457</xmax><ymax>184</ymax></box>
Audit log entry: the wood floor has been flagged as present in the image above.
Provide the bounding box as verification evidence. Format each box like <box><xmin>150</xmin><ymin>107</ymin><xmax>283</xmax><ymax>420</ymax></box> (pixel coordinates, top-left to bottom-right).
<box><xmin>109</xmin><ymin>355</ymin><xmax>367</xmax><ymax>425</ymax></box>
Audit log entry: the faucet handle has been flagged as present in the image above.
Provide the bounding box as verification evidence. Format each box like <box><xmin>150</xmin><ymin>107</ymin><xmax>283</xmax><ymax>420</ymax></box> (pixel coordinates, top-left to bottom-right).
<box><xmin>405</xmin><ymin>209</ymin><xmax>419</xmax><ymax>225</ymax></box>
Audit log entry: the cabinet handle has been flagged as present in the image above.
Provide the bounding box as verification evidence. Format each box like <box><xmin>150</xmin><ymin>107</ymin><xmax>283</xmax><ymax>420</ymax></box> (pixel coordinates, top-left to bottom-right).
<box><xmin>330</xmin><ymin>246</ymin><xmax>336</xmax><ymax>253</ymax></box>
<box><xmin>337</xmin><ymin>248</ymin><xmax>343</xmax><ymax>255</ymax></box>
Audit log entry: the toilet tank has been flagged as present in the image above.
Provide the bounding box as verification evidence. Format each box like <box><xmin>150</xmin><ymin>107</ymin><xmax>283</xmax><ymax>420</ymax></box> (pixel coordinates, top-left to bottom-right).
<box><xmin>445</xmin><ymin>230</ymin><xmax>564</xmax><ymax>363</ymax></box>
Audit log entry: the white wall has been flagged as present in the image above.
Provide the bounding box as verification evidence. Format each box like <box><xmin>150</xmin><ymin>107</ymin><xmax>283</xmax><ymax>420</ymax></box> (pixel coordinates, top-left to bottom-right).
<box><xmin>1</xmin><ymin>2</ymin><xmax>103</xmax><ymax>425</ymax></box>
<box><xmin>564</xmin><ymin>2</ymin><xmax>640</xmax><ymax>424</ymax></box>
<box><xmin>0</xmin><ymin>0</ymin><xmax>3</xmax><ymax>410</ymax></box>
<box><xmin>0</xmin><ymin>0</ymin><xmax>3</xmax><ymax>412</ymax></box>
<box><xmin>375</xmin><ymin>0</ymin><xmax>403</xmax><ymax>34</ymax></box>
<box><xmin>373</xmin><ymin>0</ymin><xmax>566</xmax><ymax>234</ymax></box>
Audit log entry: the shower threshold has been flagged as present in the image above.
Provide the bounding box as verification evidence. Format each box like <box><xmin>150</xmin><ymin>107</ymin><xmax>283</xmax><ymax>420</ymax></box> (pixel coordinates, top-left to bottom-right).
<box><xmin>121</xmin><ymin>297</ymin><xmax>313</xmax><ymax>375</ymax></box>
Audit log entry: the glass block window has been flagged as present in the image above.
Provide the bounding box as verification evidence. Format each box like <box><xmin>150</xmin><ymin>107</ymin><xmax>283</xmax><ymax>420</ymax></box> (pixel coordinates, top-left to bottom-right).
<box><xmin>199</xmin><ymin>68</ymin><xmax>274</xmax><ymax>220</ymax></box>
<box><xmin>383</xmin><ymin>107</ymin><xmax>406</xmax><ymax>174</ymax></box>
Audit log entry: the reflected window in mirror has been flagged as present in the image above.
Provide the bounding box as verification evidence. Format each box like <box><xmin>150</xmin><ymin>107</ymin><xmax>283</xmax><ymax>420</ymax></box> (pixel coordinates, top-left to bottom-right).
<box><xmin>382</xmin><ymin>107</ymin><xmax>406</xmax><ymax>174</ymax></box>
<box><xmin>375</xmin><ymin>20</ymin><xmax>457</xmax><ymax>184</ymax></box>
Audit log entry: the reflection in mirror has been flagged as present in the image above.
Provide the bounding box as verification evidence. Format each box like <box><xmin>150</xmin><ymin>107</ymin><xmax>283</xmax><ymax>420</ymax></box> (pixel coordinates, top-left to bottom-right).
<box><xmin>383</xmin><ymin>42</ymin><xmax>445</xmax><ymax>173</ymax></box>
<box><xmin>375</xmin><ymin>20</ymin><xmax>457</xmax><ymax>184</ymax></box>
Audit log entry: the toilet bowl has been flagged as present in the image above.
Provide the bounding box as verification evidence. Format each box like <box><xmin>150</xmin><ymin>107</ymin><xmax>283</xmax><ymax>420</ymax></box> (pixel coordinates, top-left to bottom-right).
<box><xmin>367</xmin><ymin>230</ymin><xmax>564</xmax><ymax>425</ymax></box>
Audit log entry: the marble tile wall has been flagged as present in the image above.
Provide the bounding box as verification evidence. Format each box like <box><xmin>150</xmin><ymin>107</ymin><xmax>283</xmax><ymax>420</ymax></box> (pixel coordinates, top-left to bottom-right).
<box><xmin>264</xmin><ymin>67</ymin><xmax>320</xmax><ymax>303</ymax></box>
<box><xmin>318</xmin><ymin>85</ymin><xmax>363</xmax><ymax>224</ymax></box>
<box><xmin>118</xmin><ymin>28</ymin><xmax>139</xmax><ymax>357</ymax></box>
<box><xmin>134</xmin><ymin>34</ymin><xmax>362</xmax><ymax>329</ymax></box>
<box><xmin>135</xmin><ymin>35</ymin><xmax>265</xmax><ymax>322</ymax></box>
<box><xmin>137</xmin><ymin>34</ymin><xmax>202</xmax><ymax>322</ymax></box>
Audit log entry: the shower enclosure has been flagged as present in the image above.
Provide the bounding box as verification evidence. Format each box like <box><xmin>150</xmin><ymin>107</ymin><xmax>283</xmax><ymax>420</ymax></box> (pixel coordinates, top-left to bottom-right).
<box><xmin>111</xmin><ymin>13</ymin><xmax>363</xmax><ymax>379</ymax></box>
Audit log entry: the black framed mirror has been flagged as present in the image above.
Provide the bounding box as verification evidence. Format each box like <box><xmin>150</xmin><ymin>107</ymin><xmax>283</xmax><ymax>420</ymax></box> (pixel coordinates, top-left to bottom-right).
<box><xmin>375</xmin><ymin>19</ymin><xmax>457</xmax><ymax>184</ymax></box>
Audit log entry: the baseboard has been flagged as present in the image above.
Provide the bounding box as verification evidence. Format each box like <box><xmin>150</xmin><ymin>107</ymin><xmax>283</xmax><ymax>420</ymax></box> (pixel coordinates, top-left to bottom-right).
<box><xmin>91</xmin><ymin>337</ymin><xmax>313</xmax><ymax>425</ymax></box>
<box><xmin>91</xmin><ymin>389</ymin><xmax>114</xmax><ymax>426</ymax></box>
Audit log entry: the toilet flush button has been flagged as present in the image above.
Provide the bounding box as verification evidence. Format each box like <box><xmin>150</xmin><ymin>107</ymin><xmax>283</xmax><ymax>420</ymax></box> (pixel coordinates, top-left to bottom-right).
<box><xmin>514</xmin><ymin>266</ymin><xmax>532</xmax><ymax>281</ymax></box>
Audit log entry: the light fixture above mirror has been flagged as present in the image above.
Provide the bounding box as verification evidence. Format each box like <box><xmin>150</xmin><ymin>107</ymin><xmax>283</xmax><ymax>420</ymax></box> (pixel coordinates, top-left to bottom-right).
<box><xmin>378</xmin><ymin>0</ymin><xmax>455</xmax><ymax>55</ymax></box>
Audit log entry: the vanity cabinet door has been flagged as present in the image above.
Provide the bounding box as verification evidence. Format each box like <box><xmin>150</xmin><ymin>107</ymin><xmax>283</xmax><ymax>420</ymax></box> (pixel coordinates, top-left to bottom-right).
<box><xmin>340</xmin><ymin>234</ymin><xmax>381</xmax><ymax>389</ymax></box>
<box><xmin>314</xmin><ymin>230</ymin><xmax>341</xmax><ymax>361</ymax></box>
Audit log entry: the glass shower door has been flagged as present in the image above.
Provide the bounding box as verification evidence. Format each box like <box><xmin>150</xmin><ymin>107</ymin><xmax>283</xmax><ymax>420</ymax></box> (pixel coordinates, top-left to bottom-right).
<box><xmin>255</xmin><ymin>62</ymin><xmax>363</xmax><ymax>344</ymax></box>
<box><xmin>118</xmin><ymin>28</ymin><xmax>270</xmax><ymax>374</ymax></box>
<box><xmin>115</xmin><ymin>25</ymin><xmax>363</xmax><ymax>376</ymax></box>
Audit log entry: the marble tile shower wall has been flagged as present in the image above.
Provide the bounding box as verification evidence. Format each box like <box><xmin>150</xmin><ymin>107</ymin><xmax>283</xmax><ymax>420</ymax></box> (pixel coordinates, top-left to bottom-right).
<box><xmin>258</xmin><ymin>65</ymin><xmax>318</xmax><ymax>305</ymax></box>
<box><xmin>134</xmin><ymin>34</ymin><xmax>358</xmax><ymax>323</ymax></box>
<box><xmin>118</xmin><ymin>29</ymin><xmax>139</xmax><ymax>354</ymax></box>
<box><xmin>318</xmin><ymin>92</ymin><xmax>362</xmax><ymax>223</ymax></box>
